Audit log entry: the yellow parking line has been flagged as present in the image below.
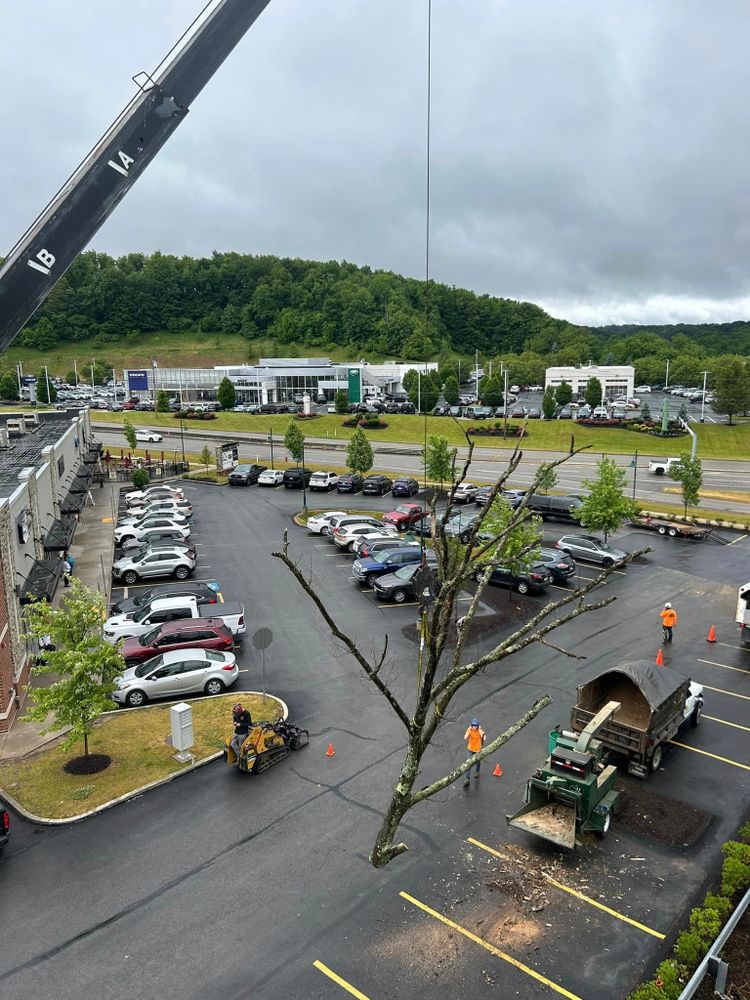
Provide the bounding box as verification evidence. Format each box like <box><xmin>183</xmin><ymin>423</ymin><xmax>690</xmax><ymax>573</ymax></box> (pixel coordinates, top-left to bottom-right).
<box><xmin>697</xmin><ymin>657</ymin><xmax>749</xmax><ymax>676</ymax></box>
<box><xmin>313</xmin><ymin>960</ymin><xmax>370</xmax><ymax>999</ymax></box>
<box><xmin>399</xmin><ymin>891</ymin><xmax>582</xmax><ymax>1000</ymax></box>
<box><xmin>702</xmin><ymin>684</ymin><xmax>750</xmax><ymax>702</ymax></box>
<box><xmin>467</xmin><ymin>838</ymin><xmax>664</xmax><ymax>940</ymax></box>
<box><xmin>669</xmin><ymin>740</ymin><xmax>750</xmax><ymax>771</ymax></box>
<box><xmin>704</xmin><ymin>715</ymin><xmax>750</xmax><ymax>733</ymax></box>
<box><xmin>100</xmin><ymin>516</ymin><xmax>114</xmax><ymax>523</ymax></box>
<box><xmin>727</xmin><ymin>533</ymin><xmax>748</xmax><ymax>545</ymax></box>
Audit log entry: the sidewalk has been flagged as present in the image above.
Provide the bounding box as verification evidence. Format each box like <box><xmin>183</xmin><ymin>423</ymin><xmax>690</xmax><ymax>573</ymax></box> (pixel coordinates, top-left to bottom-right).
<box><xmin>0</xmin><ymin>481</ymin><xmax>120</xmax><ymax>761</ymax></box>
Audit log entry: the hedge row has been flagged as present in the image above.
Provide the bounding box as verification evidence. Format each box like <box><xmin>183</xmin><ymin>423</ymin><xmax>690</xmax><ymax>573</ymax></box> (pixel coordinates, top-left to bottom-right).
<box><xmin>172</xmin><ymin>410</ymin><xmax>218</xmax><ymax>420</ymax></box>
<box><xmin>467</xmin><ymin>423</ymin><xmax>526</xmax><ymax>437</ymax></box>
<box><xmin>628</xmin><ymin>822</ymin><xmax>750</xmax><ymax>999</ymax></box>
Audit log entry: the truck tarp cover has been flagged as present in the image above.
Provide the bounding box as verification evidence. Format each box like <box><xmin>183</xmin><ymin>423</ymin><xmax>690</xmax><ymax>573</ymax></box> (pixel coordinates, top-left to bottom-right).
<box><xmin>577</xmin><ymin>660</ymin><xmax>685</xmax><ymax>719</ymax></box>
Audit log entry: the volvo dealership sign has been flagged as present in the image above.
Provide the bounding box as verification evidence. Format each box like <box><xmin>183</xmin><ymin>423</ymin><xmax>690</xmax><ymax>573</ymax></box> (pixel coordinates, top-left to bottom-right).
<box><xmin>127</xmin><ymin>369</ymin><xmax>149</xmax><ymax>392</ymax></box>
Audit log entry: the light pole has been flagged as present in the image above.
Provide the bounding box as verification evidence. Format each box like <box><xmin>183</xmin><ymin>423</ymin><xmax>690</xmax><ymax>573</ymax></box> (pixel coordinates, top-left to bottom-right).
<box><xmin>268</xmin><ymin>427</ymin><xmax>275</xmax><ymax>469</ymax></box>
<box><xmin>417</xmin><ymin>370</ymin><xmax>421</xmax><ymax>415</ymax></box>
<box><xmin>15</xmin><ymin>363</ymin><xmax>22</xmax><ymax>397</ymax></box>
<box><xmin>503</xmin><ymin>367</ymin><xmax>509</xmax><ymax>438</ymax></box>
<box><xmin>664</xmin><ymin>358</ymin><xmax>670</xmax><ymax>390</ymax></box>
<box><xmin>699</xmin><ymin>370</ymin><xmax>710</xmax><ymax>423</ymax></box>
<box><xmin>300</xmin><ymin>441</ymin><xmax>308</xmax><ymax>512</ymax></box>
<box><xmin>43</xmin><ymin>365</ymin><xmax>52</xmax><ymax>405</ymax></box>
<box><xmin>73</xmin><ymin>359</ymin><xmax>79</xmax><ymax>386</ymax></box>
<box><xmin>151</xmin><ymin>359</ymin><xmax>158</xmax><ymax>411</ymax></box>
<box><xmin>90</xmin><ymin>359</ymin><xmax>96</xmax><ymax>391</ymax></box>
<box><xmin>179</xmin><ymin>421</ymin><xmax>186</xmax><ymax>465</ymax></box>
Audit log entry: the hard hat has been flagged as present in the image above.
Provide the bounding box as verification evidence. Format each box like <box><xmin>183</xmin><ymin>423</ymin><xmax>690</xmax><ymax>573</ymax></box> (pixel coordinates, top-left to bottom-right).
<box><xmin>471</xmin><ymin>719</ymin><xmax>479</xmax><ymax>727</ymax></box>
<box><xmin>664</xmin><ymin>603</ymin><xmax>671</xmax><ymax>609</ymax></box>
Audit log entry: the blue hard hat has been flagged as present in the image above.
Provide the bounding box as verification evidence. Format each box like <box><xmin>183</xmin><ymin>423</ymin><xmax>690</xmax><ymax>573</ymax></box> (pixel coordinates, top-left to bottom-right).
<box><xmin>471</xmin><ymin>719</ymin><xmax>479</xmax><ymax>727</ymax></box>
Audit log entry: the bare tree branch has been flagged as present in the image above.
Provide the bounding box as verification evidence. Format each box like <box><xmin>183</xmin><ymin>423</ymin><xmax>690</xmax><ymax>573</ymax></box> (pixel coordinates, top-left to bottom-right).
<box><xmin>538</xmin><ymin>637</ymin><xmax>586</xmax><ymax>660</ymax></box>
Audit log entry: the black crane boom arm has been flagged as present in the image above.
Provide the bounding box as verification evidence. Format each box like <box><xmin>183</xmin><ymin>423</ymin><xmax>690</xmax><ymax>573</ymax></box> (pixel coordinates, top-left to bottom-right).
<box><xmin>0</xmin><ymin>0</ymin><xmax>272</xmax><ymax>355</ymax></box>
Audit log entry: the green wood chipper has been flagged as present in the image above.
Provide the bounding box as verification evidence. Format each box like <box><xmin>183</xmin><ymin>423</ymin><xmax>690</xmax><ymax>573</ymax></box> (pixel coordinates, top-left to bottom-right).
<box><xmin>506</xmin><ymin>702</ymin><xmax>621</xmax><ymax>849</ymax></box>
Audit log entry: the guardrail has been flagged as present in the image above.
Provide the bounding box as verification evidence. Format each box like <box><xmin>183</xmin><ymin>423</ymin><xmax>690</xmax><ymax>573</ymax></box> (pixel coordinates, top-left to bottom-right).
<box><xmin>677</xmin><ymin>886</ymin><xmax>750</xmax><ymax>998</ymax></box>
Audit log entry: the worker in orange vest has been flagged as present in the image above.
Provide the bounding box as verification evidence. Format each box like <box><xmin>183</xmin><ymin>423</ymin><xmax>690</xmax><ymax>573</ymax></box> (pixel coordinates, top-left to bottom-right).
<box><xmin>660</xmin><ymin>603</ymin><xmax>677</xmax><ymax>643</ymax></box>
<box><xmin>463</xmin><ymin>719</ymin><xmax>486</xmax><ymax>787</ymax></box>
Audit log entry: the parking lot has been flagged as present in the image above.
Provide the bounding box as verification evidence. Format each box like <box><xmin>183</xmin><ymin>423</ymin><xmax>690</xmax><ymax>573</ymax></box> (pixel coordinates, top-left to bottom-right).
<box><xmin>2</xmin><ymin>478</ymin><xmax>749</xmax><ymax>1000</ymax></box>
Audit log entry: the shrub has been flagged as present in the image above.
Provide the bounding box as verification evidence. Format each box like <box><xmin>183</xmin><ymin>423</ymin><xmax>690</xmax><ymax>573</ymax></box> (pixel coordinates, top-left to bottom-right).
<box><xmin>131</xmin><ymin>468</ymin><xmax>149</xmax><ymax>489</ymax></box>
<box><xmin>293</xmin><ymin>413</ymin><xmax>319</xmax><ymax>420</ymax></box>
<box><xmin>738</xmin><ymin>821</ymin><xmax>750</xmax><ymax>843</ymax></box>
<box><xmin>173</xmin><ymin>410</ymin><xmax>217</xmax><ymax>421</ymax></box>
<box><xmin>721</xmin><ymin>841</ymin><xmax>750</xmax><ymax>897</ymax></box>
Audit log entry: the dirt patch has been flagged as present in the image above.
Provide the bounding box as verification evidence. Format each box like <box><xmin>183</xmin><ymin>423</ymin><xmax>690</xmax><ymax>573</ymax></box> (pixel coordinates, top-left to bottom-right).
<box><xmin>63</xmin><ymin>753</ymin><xmax>111</xmax><ymax>775</ymax></box>
<box><xmin>400</xmin><ymin>597</ymin><xmax>531</xmax><ymax>648</ymax></box>
<box><xmin>615</xmin><ymin>777</ymin><xmax>712</xmax><ymax>847</ymax></box>
<box><xmin>694</xmin><ymin>906</ymin><xmax>750</xmax><ymax>1000</ymax></box>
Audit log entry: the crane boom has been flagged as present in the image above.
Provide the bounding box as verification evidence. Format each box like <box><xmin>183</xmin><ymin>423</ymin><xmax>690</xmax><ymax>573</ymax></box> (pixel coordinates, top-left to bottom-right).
<box><xmin>0</xmin><ymin>0</ymin><xmax>272</xmax><ymax>354</ymax></box>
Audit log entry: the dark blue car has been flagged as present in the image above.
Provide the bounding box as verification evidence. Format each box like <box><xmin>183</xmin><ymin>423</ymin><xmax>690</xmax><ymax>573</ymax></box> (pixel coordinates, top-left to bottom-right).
<box><xmin>351</xmin><ymin>547</ymin><xmax>423</xmax><ymax>585</ymax></box>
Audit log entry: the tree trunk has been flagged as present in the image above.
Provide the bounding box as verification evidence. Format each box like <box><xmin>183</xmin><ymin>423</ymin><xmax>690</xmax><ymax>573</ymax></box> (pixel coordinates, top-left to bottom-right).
<box><xmin>83</xmin><ymin>732</ymin><xmax>89</xmax><ymax>757</ymax></box>
<box><xmin>369</xmin><ymin>737</ymin><xmax>422</xmax><ymax>868</ymax></box>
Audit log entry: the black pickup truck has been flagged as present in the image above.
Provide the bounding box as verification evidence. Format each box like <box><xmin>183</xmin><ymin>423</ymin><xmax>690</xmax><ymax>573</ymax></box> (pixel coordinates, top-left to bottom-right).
<box><xmin>526</xmin><ymin>494</ymin><xmax>583</xmax><ymax>522</ymax></box>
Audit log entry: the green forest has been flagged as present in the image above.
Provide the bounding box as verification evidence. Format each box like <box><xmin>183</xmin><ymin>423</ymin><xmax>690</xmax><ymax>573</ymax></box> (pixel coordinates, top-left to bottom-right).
<box><xmin>14</xmin><ymin>249</ymin><xmax>750</xmax><ymax>387</ymax></box>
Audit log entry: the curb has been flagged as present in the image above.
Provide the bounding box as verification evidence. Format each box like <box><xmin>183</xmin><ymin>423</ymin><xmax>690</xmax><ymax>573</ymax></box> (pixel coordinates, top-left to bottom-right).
<box><xmin>0</xmin><ymin>692</ymin><xmax>288</xmax><ymax>826</ymax></box>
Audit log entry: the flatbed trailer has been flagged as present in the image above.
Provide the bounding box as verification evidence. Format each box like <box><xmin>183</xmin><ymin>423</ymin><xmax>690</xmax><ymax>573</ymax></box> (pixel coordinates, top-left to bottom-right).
<box><xmin>629</xmin><ymin>515</ymin><xmax>708</xmax><ymax>540</ymax></box>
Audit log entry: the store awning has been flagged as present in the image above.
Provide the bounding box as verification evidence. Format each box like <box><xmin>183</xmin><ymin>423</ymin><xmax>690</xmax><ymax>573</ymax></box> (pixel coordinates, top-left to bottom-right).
<box><xmin>82</xmin><ymin>442</ymin><xmax>102</xmax><ymax>465</ymax></box>
<box><xmin>43</xmin><ymin>516</ymin><xmax>76</xmax><ymax>552</ymax></box>
<box><xmin>18</xmin><ymin>559</ymin><xmax>63</xmax><ymax>604</ymax></box>
<box><xmin>68</xmin><ymin>473</ymin><xmax>92</xmax><ymax>494</ymax></box>
<box><xmin>59</xmin><ymin>491</ymin><xmax>86</xmax><ymax>515</ymax></box>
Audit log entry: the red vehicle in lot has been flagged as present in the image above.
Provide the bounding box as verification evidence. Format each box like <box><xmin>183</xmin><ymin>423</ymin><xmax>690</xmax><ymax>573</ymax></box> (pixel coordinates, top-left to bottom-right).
<box><xmin>120</xmin><ymin>617</ymin><xmax>234</xmax><ymax>666</ymax></box>
<box><xmin>382</xmin><ymin>503</ymin><xmax>425</xmax><ymax>531</ymax></box>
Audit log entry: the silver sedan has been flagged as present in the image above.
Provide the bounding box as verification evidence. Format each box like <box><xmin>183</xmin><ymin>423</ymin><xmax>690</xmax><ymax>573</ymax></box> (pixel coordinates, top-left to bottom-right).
<box><xmin>112</xmin><ymin>648</ymin><xmax>239</xmax><ymax>707</ymax></box>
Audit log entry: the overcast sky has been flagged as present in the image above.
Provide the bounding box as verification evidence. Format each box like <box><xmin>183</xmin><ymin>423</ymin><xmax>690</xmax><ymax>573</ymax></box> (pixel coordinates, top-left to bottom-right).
<box><xmin>3</xmin><ymin>0</ymin><xmax>750</xmax><ymax>327</ymax></box>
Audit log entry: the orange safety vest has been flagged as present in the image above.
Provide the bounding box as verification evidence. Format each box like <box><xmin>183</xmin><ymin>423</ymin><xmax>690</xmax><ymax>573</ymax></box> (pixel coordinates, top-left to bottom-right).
<box><xmin>464</xmin><ymin>726</ymin><xmax>485</xmax><ymax>753</ymax></box>
<box><xmin>660</xmin><ymin>608</ymin><xmax>677</xmax><ymax>628</ymax></box>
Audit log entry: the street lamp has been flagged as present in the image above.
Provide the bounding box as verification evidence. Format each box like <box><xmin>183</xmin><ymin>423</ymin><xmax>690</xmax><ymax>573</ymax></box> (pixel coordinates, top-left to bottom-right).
<box><xmin>664</xmin><ymin>358</ymin><xmax>670</xmax><ymax>390</ymax></box>
<box><xmin>699</xmin><ymin>370</ymin><xmax>710</xmax><ymax>423</ymax></box>
<box><xmin>43</xmin><ymin>365</ymin><xmax>52</xmax><ymax>405</ymax></box>
<box><xmin>300</xmin><ymin>440</ymin><xmax>308</xmax><ymax>512</ymax></box>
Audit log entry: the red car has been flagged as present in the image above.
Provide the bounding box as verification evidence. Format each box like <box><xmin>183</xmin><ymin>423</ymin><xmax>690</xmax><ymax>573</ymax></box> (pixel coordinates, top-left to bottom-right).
<box><xmin>120</xmin><ymin>617</ymin><xmax>234</xmax><ymax>665</ymax></box>
<box><xmin>382</xmin><ymin>503</ymin><xmax>425</xmax><ymax>531</ymax></box>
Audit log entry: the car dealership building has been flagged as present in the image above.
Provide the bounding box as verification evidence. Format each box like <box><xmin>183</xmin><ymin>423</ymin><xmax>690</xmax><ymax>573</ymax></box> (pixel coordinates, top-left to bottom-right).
<box><xmin>544</xmin><ymin>364</ymin><xmax>635</xmax><ymax>401</ymax></box>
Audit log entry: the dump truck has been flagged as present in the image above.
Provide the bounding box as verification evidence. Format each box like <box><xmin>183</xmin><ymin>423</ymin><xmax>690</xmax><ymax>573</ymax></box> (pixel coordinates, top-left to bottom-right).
<box><xmin>507</xmin><ymin>702</ymin><xmax>621</xmax><ymax>849</ymax></box>
<box><xmin>736</xmin><ymin>583</ymin><xmax>750</xmax><ymax>649</ymax></box>
<box><xmin>570</xmin><ymin>660</ymin><xmax>703</xmax><ymax>777</ymax></box>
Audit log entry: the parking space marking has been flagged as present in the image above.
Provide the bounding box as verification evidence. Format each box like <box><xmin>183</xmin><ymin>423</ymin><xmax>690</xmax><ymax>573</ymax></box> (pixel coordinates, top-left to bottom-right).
<box><xmin>313</xmin><ymin>960</ymin><xmax>370</xmax><ymax>999</ymax></box>
<box><xmin>727</xmin><ymin>534</ymin><xmax>748</xmax><ymax>546</ymax></box>
<box><xmin>238</xmin><ymin>669</ymin><xmax>250</xmax><ymax>674</ymax></box>
<box><xmin>697</xmin><ymin>657</ymin><xmax>749</xmax><ymax>676</ymax></box>
<box><xmin>702</xmin><ymin>684</ymin><xmax>750</xmax><ymax>702</ymax></box>
<box><xmin>399</xmin><ymin>891</ymin><xmax>581</xmax><ymax>1000</ymax></box>
<box><xmin>670</xmin><ymin>740</ymin><xmax>750</xmax><ymax>772</ymax></box>
<box><xmin>467</xmin><ymin>838</ymin><xmax>665</xmax><ymax>939</ymax></box>
<box><xmin>704</xmin><ymin>715</ymin><xmax>750</xmax><ymax>733</ymax></box>
<box><xmin>718</xmin><ymin>641</ymin><xmax>749</xmax><ymax>653</ymax></box>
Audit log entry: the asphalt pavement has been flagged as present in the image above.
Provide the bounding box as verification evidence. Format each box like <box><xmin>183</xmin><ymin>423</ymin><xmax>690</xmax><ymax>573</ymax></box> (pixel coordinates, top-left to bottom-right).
<box><xmin>1</xmin><ymin>483</ymin><xmax>749</xmax><ymax>1000</ymax></box>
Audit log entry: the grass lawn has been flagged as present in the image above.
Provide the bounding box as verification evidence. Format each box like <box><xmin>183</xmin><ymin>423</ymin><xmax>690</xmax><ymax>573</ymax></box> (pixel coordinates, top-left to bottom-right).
<box><xmin>90</xmin><ymin>408</ymin><xmax>750</xmax><ymax>460</ymax></box>
<box><xmin>0</xmin><ymin>693</ymin><xmax>282</xmax><ymax>820</ymax></box>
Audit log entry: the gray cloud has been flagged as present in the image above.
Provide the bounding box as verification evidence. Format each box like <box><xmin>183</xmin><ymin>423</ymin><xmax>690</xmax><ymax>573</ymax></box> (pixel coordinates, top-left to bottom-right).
<box><xmin>3</xmin><ymin>0</ymin><xmax>750</xmax><ymax>326</ymax></box>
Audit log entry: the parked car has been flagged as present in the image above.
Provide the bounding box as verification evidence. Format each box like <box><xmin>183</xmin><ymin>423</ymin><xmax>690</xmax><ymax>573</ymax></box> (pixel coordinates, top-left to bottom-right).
<box><xmin>475</xmin><ymin>560</ymin><xmax>552</xmax><ymax>594</ymax></box>
<box><xmin>0</xmin><ymin>800</ymin><xmax>9</xmax><ymax>852</ymax></box>
<box><xmin>309</xmin><ymin>471</ymin><xmax>339</xmax><ymax>492</ymax></box>
<box><xmin>257</xmin><ymin>469</ymin><xmax>284</xmax><ymax>486</ymax></box>
<box><xmin>282</xmin><ymin>467</ymin><xmax>312</xmax><ymax>488</ymax></box>
<box><xmin>526</xmin><ymin>494</ymin><xmax>583</xmax><ymax>522</ymax></box>
<box><xmin>134</xmin><ymin>428</ymin><xmax>163</xmax><ymax>443</ymax></box>
<box><xmin>448</xmin><ymin>405</ymin><xmax>464</xmax><ymax>418</ymax></box>
<box><xmin>351</xmin><ymin>547</ymin><xmax>423</xmax><ymax>585</ymax></box>
<box><xmin>465</xmin><ymin>406</ymin><xmax>493</xmax><ymax>420</ymax></box>
<box><xmin>333</xmin><ymin>520</ymin><xmax>394</xmax><ymax>550</ymax></box>
<box><xmin>432</xmin><ymin>405</ymin><xmax>451</xmax><ymax>416</ymax></box>
<box><xmin>111</xmin><ymin>547</ymin><xmax>196</xmax><ymax>584</ymax></box>
<box><xmin>591</xmin><ymin>406</ymin><xmax>609</xmax><ymax>420</ymax></box>
<box><xmin>110</xmin><ymin>581</ymin><xmax>221</xmax><ymax>616</ymax></box>
<box><xmin>111</xmin><ymin>649</ymin><xmax>239</xmax><ymax>706</ymax></box>
<box><xmin>120</xmin><ymin>534</ymin><xmax>194</xmax><ymax>555</ymax></box>
<box><xmin>306</xmin><ymin>511</ymin><xmax>348</xmax><ymax>535</ymax></box>
<box><xmin>445</xmin><ymin>511</ymin><xmax>480</xmax><ymax>543</ymax></box>
<box><xmin>392</xmin><ymin>477</ymin><xmax>419</xmax><ymax>498</ymax></box>
<box><xmin>120</xmin><ymin>618</ymin><xmax>234</xmax><ymax>667</ymax></box>
<box><xmin>538</xmin><ymin>547</ymin><xmax>576</xmax><ymax>583</ymax></box>
<box><xmin>399</xmin><ymin>402</ymin><xmax>416</xmax><ymax>414</ymax></box>
<box><xmin>575</xmin><ymin>404</ymin><xmax>592</xmax><ymax>419</ymax></box>
<box><xmin>555</xmin><ymin>534</ymin><xmax>628</xmax><ymax>567</ymax></box>
<box><xmin>529</xmin><ymin>385</ymin><xmax>544</xmax><ymax>392</ymax></box>
<box><xmin>336</xmin><ymin>473</ymin><xmax>364</xmax><ymax>493</ymax></box>
<box><xmin>362</xmin><ymin>474</ymin><xmax>393</xmax><ymax>496</ymax></box>
<box><xmin>453</xmin><ymin>482</ymin><xmax>480</xmax><ymax>503</ymax></box>
<box><xmin>526</xmin><ymin>408</ymin><xmax>542</xmax><ymax>419</ymax></box>
<box><xmin>325</xmin><ymin>513</ymin><xmax>384</xmax><ymax>538</ymax></box>
<box><xmin>557</xmin><ymin>405</ymin><xmax>573</xmax><ymax>419</ymax></box>
<box><xmin>114</xmin><ymin>518</ymin><xmax>190</xmax><ymax>545</ymax></box>
<box><xmin>354</xmin><ymin>534</ymin><xmax>419</xmax><ymax>558</ymax></box>
<box><xmin>382</xmin><ymin>503</ymin><xmax>425</xmax><ymax>531</ymax></box>
<box><xmin>126</xmin><ymin>485</ymin><xmax>184</xmax><ymax>507</ymax></box>
<box><xmin>228</xmin><ymin>464</ymin><xmax>267</xmax><ymax>486</ymax></box>
<box><xmin>509</xmin><ymin>384</ymin><xmax>521</xmax><ymax>394</ymax></box>
<box><xmin>511</xmin><ymin>407</ymin><xmax>527</xmax><ymax>418</ymax></box>
<box><xmin>117</xmin><ymin>505</ymin><xmax>190</xmax><ymax>528</ymax></box>
<box><xmin>634</xmin><ymin>385</ymin><xmax>652</xmax><ymax>394</ymax></box>
<box><xmin>373</xmin><ymin>556</ymin><xmax>439</xmax><ymax>603</ymax></box>
<box><xmin>104</xmin><ymin>596</ymin><xmax>245</xmax><ymax>644</ymax></box>
<box><xmin>127</xmin><ymin>495</ymin><xmax>192</xmax><ymax>516</ymax></box>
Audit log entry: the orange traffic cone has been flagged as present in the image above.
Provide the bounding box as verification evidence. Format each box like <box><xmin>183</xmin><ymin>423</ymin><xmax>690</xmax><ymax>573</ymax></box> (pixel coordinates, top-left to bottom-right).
<box><xmin>656</xmin><ymin>648</ymin><xmax>664</xmax><ymax>667</ymax></box>
<box><xmin>493</xmin><ymin>764</ymin><xmax>503</xmax><ymax>777</ymax></box>
<box><xmin>707</xmin><ymin>625</ymin><xmax>717</xmax><ymax>643</ymax></box>
<box><xmin>326</xmin><ymin>743</ymin><xmax>335</xmax><ymax>757</ymax></box>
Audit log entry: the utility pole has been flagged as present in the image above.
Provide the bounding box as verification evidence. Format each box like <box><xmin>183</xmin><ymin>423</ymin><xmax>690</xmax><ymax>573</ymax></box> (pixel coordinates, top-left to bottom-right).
<box><xmin>504</xmin><ymin>367</ymin><xmax>509</xmax><ymax>438</ymax></box>
<box><xmin>90</xmin><ymin>359</ymin><xmax>95</xmax><ymax>391</ymax></box>
<box><xmin>179</xmin><ymin>421</ymin><xmax>186</xmax><ymax>465</ymax></box>
<box><xmin>417</xmin><ymin>370</ymin><xmax>421</xmax><ymax>414</ymax></box>
<box><xmin>268</xmin><ymin>427</ymin><xmax>275</xmax><ymax>469</ymax></box>
<box><xmin>43</xmin><ymin>365</ymin><xmax>52</xmax><ymax>405</ymax></box>
<box><xmin>151</xmin><ymin>359</ymin><xmax>158</xmax><ymax>411</ymax></box>
<box><xmin>699</xmin><ymin>370</ymin><xmax>710</xmax><ymax>423</ymax></box>
<box><xmin>300</xmin><ymin>441</ymin><xmax>308</xmax><ymax>513</ymax></box>
<box><xmin>665</xmin><ymin>358</ymin><xmax>670</xmax><ymax>389</ymax></box>
<box><xmin>15</xmin><ymin>363</ymin><xmax>22</xmax><ymax>396</ymax></box>
<box><xmin>631</xmin><ymin>449</ymin><xmax>638</xmax><ymax>500</ymax></box>
<box><xmin>73</xmin><ymin>359</ymin><xmax>79</xmax><ymax>386</ymax></box>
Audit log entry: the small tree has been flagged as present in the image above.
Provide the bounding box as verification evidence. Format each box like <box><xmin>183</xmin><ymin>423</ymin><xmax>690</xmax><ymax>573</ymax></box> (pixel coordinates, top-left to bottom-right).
<box><xmin>443</xmin><ymin>375</ymin><xmax>460</xmax><ymax>405</ymax></box>
<box><xmin>155</xmin><ymin>389</ymin><xmax>170</xmax><ymax>413</ymax></box>
<box><xmin>217</xmin><ymin>377</ymin><xmax>236</xmax><ymax>411</ymax></box>
<box><xmin>200</xmin><ymin>445</ymin><xmax>213</xmax><ymax>473</ymax></box>
<box><xmin>123</xmin><ymin>418</ymin><xmax>137</xmax><ymax>452</ymax></box>
<box><xmin>284</xmin><ymin>420</ymin><xmax>305</xmax><ymax>464</ymax></box>
<box><xmin>577</xmin><ymin>457</ymin><xmax>639</xmax><ymax>542</ymax></box>
<box><xmin>480</xmin><ymin>376</ymin><xmax>502</xmax><ymax>408</ymax></box>
<box><xmin>480</xmin><ymin>496</ymin><xmax>542</xmax><ymax>584</ymax></box>
<box><xmin>541</xmin><ymin>386</ymin><xmax>556</xmax><ymax>420</ymax></box>
<box><xmin>670</xmin><ymin>452</ymin><xmax>703</xmax><ymax>516</ymax></box>
<box><xmin>418</xmin><ymin>377</ymin><xmax>439</xmax><ymax>414</ymax></box>
<box><xmin>35</xmin><ymin>371</ymin><xmax>57</xmax><ymax>404</ymax></box>
<box><xmin>584</xmin><ymin>377</ymin><xmax>603</xmax><ymax>409</ymax></box>
<box><xmin>0</xmin><ymin>371</ymin><xmax>19</xmax><ymax>401</ymax></box>
<box><xmin>23</xmin><ymin>580</ymin><xmax>123</xmax><ymax>759</ymax></box>
<box><xmin>640</xmin><ymin>400</ymin><xmax>651</xmax><ymax>422</ymax></box>
<box><xmin>334</xmin><ymin>389</ymin><xmax>349</xmax><ymax>414</ymax></box>
<box><xmin>131</xmin><ymin>468</ymin><xmax>149</xmax><ymax>490</ymax></box>
<box><xmin>346</xmin><ymin>427</ymin><xmax>373</xmax><ymax>475</ymax></box>
<box><xmin>678</xmin><ymin>400</ymin><xmax>688</xmax><ymax>422</ymax></box>
<box><xmin>424</xmin><ymin>435</ymin><xmax>454</xmax><ymax>491</ymax></box>
<box><xmin>712</xmin><ymin>358</ymin><xmax>750</xmax><ymax>425</ymax></box>
<box><xmin>555</xmin><ymin>381</ymin><xmax>572</xmax><ymax>406</ymax></box>
<box><xmin>65</xmin><ymin>369</ymin><xmax>78</xmax><ymax>386</ymax></box>
<box><xmin>537</xmin><ymin>462</ymin><xmax>558</xmax><ymax>494</ymax></box>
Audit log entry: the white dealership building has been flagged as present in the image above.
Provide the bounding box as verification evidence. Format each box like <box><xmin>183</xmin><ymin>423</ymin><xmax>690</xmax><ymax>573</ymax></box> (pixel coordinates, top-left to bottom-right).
<box><xmin>544</xmin><ymin>364</ymin><xmax>635</xmax><ymax>401</ymax></box>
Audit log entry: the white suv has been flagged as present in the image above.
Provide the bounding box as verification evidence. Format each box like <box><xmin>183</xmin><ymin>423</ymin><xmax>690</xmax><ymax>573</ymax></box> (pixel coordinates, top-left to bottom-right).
<box><xmin>309</xmin><ymin>471</ymin><xmax>339</xmax><ymax>491</ymax></box>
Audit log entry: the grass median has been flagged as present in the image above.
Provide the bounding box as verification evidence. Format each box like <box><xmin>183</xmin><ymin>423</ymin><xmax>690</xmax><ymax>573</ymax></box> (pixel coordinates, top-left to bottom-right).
<box><xmin>0</xmin><ymin>692</ymin><xmax>282</xmax><ymax>820</ymax></box>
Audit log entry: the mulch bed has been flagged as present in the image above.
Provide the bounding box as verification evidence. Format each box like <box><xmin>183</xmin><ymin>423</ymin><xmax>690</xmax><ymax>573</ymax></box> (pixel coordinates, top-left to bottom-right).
<box><xmin>399</xmin><ymin>597</ymin><xmax>531</xmax><ymax>649</ymax></box>
<box><xmin>693</xmin><ymin>907</ymin><xmax>750</xmax><ymax>999</ymax></box>
<box><xmin>63</xmin><ymin>753</ymin><xmax>112</xmax><ymax>775</ymax></box>
<box><xmin>615</xmin><ymin>777</ymin><xmax>712</xmax><ymax>847</ymax></box>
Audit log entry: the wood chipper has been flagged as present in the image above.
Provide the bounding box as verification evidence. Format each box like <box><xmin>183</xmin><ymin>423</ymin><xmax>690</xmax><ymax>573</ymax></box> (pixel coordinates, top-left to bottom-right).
<box><xmin>224</xmin><ymin>719</ymin><xmax>309</xmax><ymax>774</ymax></box>
<box><xmin>506</xmin><ymin>702</ymin><xmax>621</xmax><ymax>849</ymax></box>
